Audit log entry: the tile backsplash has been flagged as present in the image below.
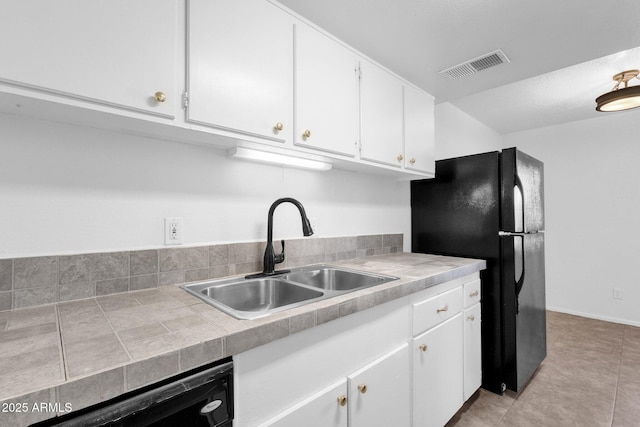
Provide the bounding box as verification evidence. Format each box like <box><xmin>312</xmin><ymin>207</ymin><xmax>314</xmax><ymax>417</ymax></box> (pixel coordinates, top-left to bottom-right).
<box><xmin>0</xmin><ymin>234</ymin><xmax>403</xmax><ymax>312</ymax></box>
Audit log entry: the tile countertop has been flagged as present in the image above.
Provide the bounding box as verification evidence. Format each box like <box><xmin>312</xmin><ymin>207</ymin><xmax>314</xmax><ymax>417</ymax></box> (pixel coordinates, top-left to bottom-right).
<box><xmin>0</xmin><ymin>253</ymin><xmax>485</xmax><ymax>425</ymax></box>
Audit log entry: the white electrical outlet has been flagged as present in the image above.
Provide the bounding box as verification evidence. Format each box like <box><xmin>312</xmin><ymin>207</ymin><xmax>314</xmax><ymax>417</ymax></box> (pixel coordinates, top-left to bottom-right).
<box><xmin>165</xmin><ymin>217</ymin><xmax>183</xmax><ymax>245</ymax></box>
<box><xmin>613</xmin><ymin>288</ymin><xmax>623</xmax><ymax>300</ymax></box>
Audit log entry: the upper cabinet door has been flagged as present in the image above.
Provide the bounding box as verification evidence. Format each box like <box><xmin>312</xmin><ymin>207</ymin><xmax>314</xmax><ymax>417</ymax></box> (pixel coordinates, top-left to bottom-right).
<box><xmin>294</xmin><ymin>23</ymin><xmax>359</xmax><ymax>156</ymax></box>
<box><xmin>359</xmin><ymin>60</ymin><xmax>404</xmax><ymax>167</ymax></box>
<box><xmin>0</xmin><ymin>0</ymin><xmax>177</xmax><ymax>118</ymax></box>
<box><xmin>187</xmin><ymin>0</ymin><xmax>294</xmax><ymax>144</ymax></box>
<box><xmin>404</xmin><ymin>85</ymin><xmax>435</xmax><ymax>174</ymax></box>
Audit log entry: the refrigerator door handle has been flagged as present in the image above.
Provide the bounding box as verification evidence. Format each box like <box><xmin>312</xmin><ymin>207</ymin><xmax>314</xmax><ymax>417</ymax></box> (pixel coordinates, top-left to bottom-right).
<box><xmin>514</xmin><ymin>235</ymin><xmax>525</xmax><ymax>313</ymax></box>
<box><xmin>514</xmin><ymin>175</ymin><xmax>526</xmax><ymax>233</ymax></box>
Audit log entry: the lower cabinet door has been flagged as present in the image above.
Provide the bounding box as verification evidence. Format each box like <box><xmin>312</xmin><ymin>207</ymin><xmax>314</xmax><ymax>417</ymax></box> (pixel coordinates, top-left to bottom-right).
<box><xmin>348</xmin><ymin>343</ymin><xmax>411</xmax><ymax>427</ymax></box>
<box><xmin>464</xmin><ymin>303</ymin><xmax>482</xmax><ymax>401</ymax></box>
<box><xmin>258</xmin><ymin>379</ymin><xmax>348</xmax><ymax>427</ymax></box>
<box><xmin>413</xmin><ymin>314</ymin><xmax>463</xmax><ymax>427</ymax></box>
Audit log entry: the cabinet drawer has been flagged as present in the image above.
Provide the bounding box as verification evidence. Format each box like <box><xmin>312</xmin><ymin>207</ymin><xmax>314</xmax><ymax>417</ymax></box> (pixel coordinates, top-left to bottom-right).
<box><xmin>413</xmin><ymin>287</ymin><xmax>462</xmax><ymax>336</ymax></box>
<box><xmin>463</xmin><ymin>279</ymin><xmax>481</xmax><ymax>309</ymax></box>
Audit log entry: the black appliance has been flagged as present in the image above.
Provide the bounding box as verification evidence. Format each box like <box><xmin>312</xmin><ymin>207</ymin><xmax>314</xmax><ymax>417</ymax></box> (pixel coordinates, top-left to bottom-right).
<box><xmin>33</xmin><ymin>358</ymin><xmax>233</xmax><ymax>427</ymax></box>
<box><xmin>411</xmin><ymin>147</ymin><xmax>546</xmax><ymax>394</ymax></box>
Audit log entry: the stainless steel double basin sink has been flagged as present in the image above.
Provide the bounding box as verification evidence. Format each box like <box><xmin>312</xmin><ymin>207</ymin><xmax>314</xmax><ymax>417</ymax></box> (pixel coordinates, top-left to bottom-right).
<box><xmin>181</xmin><ymin>265</ymin><xmax>397</xmax><ymax>320</ymax></box>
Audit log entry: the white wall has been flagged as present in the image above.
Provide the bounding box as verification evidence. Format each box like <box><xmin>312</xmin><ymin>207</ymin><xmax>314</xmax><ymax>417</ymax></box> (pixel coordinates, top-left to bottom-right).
<box><xmin>0</xmin><ymin>114</ymin><xmax>410</xmax><ymax>258</ymax></box>
<box><xmin>435</xmin><ymin>102</ymin><xmax>503</xmax><ymax>160</ymax></box>
<box><xmin>502</xmin><ymin>111</ymin><xmax>640</xmax><ymax>327</ymax></box>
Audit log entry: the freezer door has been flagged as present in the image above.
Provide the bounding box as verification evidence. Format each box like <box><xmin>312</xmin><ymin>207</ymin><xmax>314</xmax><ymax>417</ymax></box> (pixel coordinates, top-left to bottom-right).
<box><xmin>501</xmin><ymin>232</ymin><xmax>546</xmax><ymax>392</ymax></box>
<box><xmin>501</xmin><ymin>148</ymin><xmax>545</xmax><ymax>233</ymax></box>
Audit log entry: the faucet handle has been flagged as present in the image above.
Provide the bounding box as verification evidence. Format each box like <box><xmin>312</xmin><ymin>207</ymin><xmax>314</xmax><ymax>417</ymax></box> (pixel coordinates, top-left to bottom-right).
<box><xmin>274</xmin><ymin>239</ymin><xmax>285</xmax><ymax>264</ymax></box>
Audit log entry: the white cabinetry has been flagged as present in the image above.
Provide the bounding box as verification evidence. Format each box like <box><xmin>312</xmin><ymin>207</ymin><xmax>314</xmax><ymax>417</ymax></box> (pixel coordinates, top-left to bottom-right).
<box><xmin>186</xmin><ymin>0</ymin><xmax>294</xmax><ymax>143</ymax></box>
<box><xmin>259</xmin><ymin>379</ymin><xmax>348</xmax><ymax>427</ymax></box>
<box><xmin>0</xmin><ymin>0</ymin><xmax>177</xmax><ymax>117</ymax></box>
<box><xmin>234</xmin><ymin>297</ymin><xmax>410</xmax><ymax>427</ymax></box>
<box><xmin>0</xmin><ymin>0</ymin><xmax>436</xmax><ymax>177</ymax></box>
<box><xmin>294</xmin><ymin>23</ymin><xmax>359</xmax><ymax>156</ymax></box>
<box><xmin>463</xmin><ymin>279</ymin><xmax>482</xmax><ymax>400</ymax></box>
<box><xmin>404</xmin><ymin>85</ymin><xmax>435</xmax><ymax>174</ymax></box>
<box><xmin>348</xmin><ymin>343</ymin><xmax>411</xmax><ymax>427</ymax></box>
<box><xmin>235</xmin><ymin>272</ymin><xmax>482</xmax><ymax>427</ymax></box>
<box><xmin>359</xmin><ymin>59</ymin><xmax>405</xmax><ymax>167</ymax></box>
<box><xmin>258</xmin><ymin>344</ymin><xmax>410</xmax><ymax>427</ymax></box>
<box><xmin>412</xmin><ymin>288</ymin><xmax>464</xmax><ymax>427</ymax></box>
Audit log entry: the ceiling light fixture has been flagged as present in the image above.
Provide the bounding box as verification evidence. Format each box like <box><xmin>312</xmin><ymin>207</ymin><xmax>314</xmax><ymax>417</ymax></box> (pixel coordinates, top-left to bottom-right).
<box><xmin>228</xmin><ymin>146</ymin><xmax>332</xmax><ymax>171</ymax></box>
<box><xmin>595</xmin><ymin>69</ymin><xmax>640</xmax><ymax>112</ymax></box>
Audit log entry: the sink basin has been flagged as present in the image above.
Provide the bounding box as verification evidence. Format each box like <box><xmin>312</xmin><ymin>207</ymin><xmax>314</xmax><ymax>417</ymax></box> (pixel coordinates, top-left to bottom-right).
<box><xmin>283</xmin><ymin>266</ymin><xmax>393</xmax><ymax>291</ymax></box>
<box><xmin>181</xmin><ymin>265</ymin><xmax>397</xmax><ymax>320</ymax></box>
<box><xmin>200</xmin><ymin>279</ymin><xmax>323</xmax><ymax>312</ymax></box>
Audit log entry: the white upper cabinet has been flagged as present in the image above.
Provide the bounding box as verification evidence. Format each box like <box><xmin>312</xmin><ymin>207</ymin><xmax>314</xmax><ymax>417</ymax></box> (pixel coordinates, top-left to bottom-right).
<box><xmin>404</xmin><ymin>85</ymin><xmax>435</xmax><ymax>174</ymax></box>
<box><xmin>294</xmin><ymin>23</ymin><xmax>359</xmax><ymax>157</ymax></box>
<box><xmin>359</xmin><ymin>59</ymin><xmax>405</xmax><ymax>168</ymax></box>
<box><xmin>187</xmin><ymin>0</ymin><xmax>294</xmax><ymax>144</ymax></box>
<box><xmin>0</xmin><ymin>0</ymin><xmax>177</xmax><ymax>118</ymax></box>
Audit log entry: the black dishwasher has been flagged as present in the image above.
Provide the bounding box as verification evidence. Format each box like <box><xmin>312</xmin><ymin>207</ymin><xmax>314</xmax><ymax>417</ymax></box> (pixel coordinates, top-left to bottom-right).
<box><xmin>32</xmin><ymin>358</ymin><xmax>233</xmax><ymax>427</ymax></box>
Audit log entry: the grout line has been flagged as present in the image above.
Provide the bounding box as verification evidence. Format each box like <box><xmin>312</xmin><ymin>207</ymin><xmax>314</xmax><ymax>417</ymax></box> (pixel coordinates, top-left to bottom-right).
<box><xmin>610</xmin><ymin>326</ymin><xmax>626</xmax><ymax>427</ymax></box>
<box><xmin>54</xmin><ymin>304</ymin><xmax>69</xmax><ymax>382</ymax></box>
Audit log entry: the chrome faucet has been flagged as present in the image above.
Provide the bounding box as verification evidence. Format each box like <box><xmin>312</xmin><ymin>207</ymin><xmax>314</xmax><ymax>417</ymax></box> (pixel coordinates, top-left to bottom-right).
<box><xmin>248</xmin><ymin>198</ymin><xmax>314</xmax><ymax>278</ymax></box>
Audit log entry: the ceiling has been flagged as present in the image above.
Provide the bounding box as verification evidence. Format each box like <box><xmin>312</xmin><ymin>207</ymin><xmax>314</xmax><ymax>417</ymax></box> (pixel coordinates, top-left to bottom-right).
<box><xmin>277</xmin><ymin>0</ymin><xmax>640</xmax><ymax>134</ymax></box>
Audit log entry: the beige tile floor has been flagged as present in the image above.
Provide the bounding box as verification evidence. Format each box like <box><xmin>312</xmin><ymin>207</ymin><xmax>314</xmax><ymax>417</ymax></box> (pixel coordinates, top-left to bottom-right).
<box><xmin>447</xmin><ymin>311</ymin><xmax>640</xmax><ymax>427</ymax></box>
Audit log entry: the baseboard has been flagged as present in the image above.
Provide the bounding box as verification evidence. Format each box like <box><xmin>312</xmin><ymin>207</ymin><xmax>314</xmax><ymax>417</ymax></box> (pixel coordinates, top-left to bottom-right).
<box><xmin>547</xmin><ymin>306</ymin><xmax>640</xmax><ymax>328</ymax></box>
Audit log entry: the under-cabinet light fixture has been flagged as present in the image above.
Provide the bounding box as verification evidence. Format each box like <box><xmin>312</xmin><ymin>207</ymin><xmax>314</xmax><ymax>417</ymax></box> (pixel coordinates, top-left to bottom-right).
<box><xmin>228</xmin><ymin>146</ymin><xmax>332</xmax><ymax>171</ymax></box>
<box><xmin>595</xmin><ymin>69</ymin><xmax>640</xmax><ymax>112</ymax></box>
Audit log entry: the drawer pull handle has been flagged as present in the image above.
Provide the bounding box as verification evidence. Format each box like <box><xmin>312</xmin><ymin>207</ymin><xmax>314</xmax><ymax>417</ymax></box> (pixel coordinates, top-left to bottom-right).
<box><xmin>337</xmin><ymin>395</ymin><xmax>347</xmax><ymax>406</ymax></box>
<box><xmin>469</xmin><ymin>290</ymin><xmax>479</xmax><ymax>297</ymax></box>
<box><xmin>419</xmin><ymin>344</ymin><xmax>428</xmax><ymax>352</ymax></box>
<box><xmin>468</xmin><ymin>315</ymin><xmax>476</xmax><ymax>321</ymax></box>
<box><xmin>437</xmin><ymin>305</ymin><xmax>449</xmax><ymax>313</ymax></box>
<box><xmin>358</xmin><ymin>384</ymin><xmax>368</xmax><ymax>394</ymax></box>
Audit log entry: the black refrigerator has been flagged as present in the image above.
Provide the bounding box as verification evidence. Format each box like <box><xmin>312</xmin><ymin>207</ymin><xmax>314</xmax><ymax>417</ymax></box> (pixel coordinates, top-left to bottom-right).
<box><xmin>411</xmin><ymin>147</ymin><xmax>546</xmax><ymax>394</ymax></box>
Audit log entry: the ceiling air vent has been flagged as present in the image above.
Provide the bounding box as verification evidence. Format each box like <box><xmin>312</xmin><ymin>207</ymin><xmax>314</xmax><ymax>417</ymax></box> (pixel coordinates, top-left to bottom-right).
<box><xmin>439</xmin><ymin>49</ymin><xmax>510</xmax><ymax>80</ymax></box>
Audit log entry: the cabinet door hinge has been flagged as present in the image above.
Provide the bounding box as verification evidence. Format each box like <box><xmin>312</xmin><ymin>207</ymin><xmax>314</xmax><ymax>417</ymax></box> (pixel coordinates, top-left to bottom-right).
<box><xmin>182</xmin><ymin>90</ymin><xmax>189</xmax><ymax>109</ymax></box>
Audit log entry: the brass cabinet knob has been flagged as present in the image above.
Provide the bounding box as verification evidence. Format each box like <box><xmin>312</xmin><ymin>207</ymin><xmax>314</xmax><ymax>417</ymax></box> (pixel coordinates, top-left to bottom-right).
<box><xmin>154</xmin><ymin>91</ymin><xmax>167</xmax><ymax>103</ymax></box>
<box><xmin>397</xmin><ymin>154</ymin><xmax>404</xmax><ymax>162</ymax></box>
<box><xmin>469</xmin><ymin>290</ymin><xmax>479</xmax><ymax>297</ymax></box>
<box><xmin>337</xmin><ymin>395</ymin><xmax>347</xmax><ymax>407</ymax></box>
<box><xmin>468</xmin><ymin>315</ymin><xmax>476</xmax><ymax>321</ymax></box>
<box><xmin>419</xmin><ymin>344</ymin><xmax>428</xmax><ymax>352</ymax></box>
<box><xmin>302</xmin><ymin>130</ymin><xmax>311</xmax><ymax>140</ymax></box>
<box><xmin>274</xmin><ymin>122</ymin><xmax>284</xmax><ymax>132</ymax></box>
<box><xmin>436</xmin><ymin>305</ymin><xmax>449</xmax><ymax>313</ymax></box>
<box><xmin>358</xmin><ymin>384</ymin><xmax>368</xmax><ymax>394</ymax></box>
<box><xmin>409</xmin><ymin>158</ymin><xmax>416</xmax><ymax>165</ymax></box>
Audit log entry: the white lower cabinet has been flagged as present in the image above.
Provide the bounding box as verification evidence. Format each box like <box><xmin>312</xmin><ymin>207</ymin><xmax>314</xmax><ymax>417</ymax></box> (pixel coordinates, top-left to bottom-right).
<box><xmin>258</xmin><ymin>379</ymin><xmax>348</xmax><ymax>427</ymax></box>
<box><xmin>258</xmin><ymin>344</ymin><xmax>410</xmax><ymax>427</ymax></box>
<box><xmin>413</xmin><ymin>315</ymin><xmax>463</xmax><ymax>427</ymax></box>
<box><xmin>235</xmin><ymin>273</ymin><xmax>482</xmax><ymax>427</ymax></box>
<box><xmin>348</xmin><ymin>343</ymin><xmax>411</xmax><ymax>427</ymax></box>
<box><xmin>463</xmin><ymin>279</ymin><xmax>482</xmax><ymax>401</ymax></box>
